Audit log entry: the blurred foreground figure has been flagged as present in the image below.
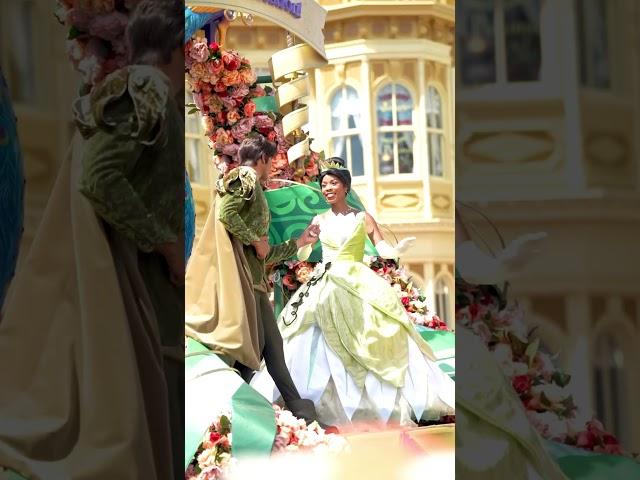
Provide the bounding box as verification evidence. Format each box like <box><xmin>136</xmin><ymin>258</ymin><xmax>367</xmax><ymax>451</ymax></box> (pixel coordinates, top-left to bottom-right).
<box><xmin>0</xmin><ymin>1</ymin><xmax>183</xmax><ymax>479</ymax></box>
<box><xmin>0</xmin><ymin>67</ymin><xmax>24</xmax><ymax>309</ymax></box>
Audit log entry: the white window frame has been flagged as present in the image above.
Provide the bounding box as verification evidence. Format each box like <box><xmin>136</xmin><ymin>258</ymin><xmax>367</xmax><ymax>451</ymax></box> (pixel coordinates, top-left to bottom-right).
<box><xmin>327</xmin><ymin>83</ymin><xmax>365</xmax><ymax>177</ymax></box>
<box><xmin>373</xmin><ymin>81</ymin><xmax>418</xmax><ymax>177</ymax></box>
<box><xmin>426</xmin><ymin>84</ymin><xmax>447</xmax><ymax>178</ymax></box>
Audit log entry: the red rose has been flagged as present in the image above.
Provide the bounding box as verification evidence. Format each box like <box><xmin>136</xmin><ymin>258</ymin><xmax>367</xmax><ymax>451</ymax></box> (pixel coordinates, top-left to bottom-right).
<box><xmin>401</xmin><ymin>297</ymin><xmax>410</xmax><ymax>307</ymax></box>
<box><xmin>267</xmin><ymin>130</ymin><xmax>278</xmax><ymax>142</ymax></box>
<box><xmin>602</xmin><ymin>433</ymin><xmax>619</xmax><ymax>445</ymax></box>
<box><xmin>469</xmin><ymin>303</ymin><xmax>479</xmax><ymax>318</ymax></box>
<box><xmin>214</xmin><ymin>81</ymin><xmax>227</xmax><ymax>93</ymax></box>
<box><xmin>524</xmin><ymin>396</ymin><xmax>542</xmax><ymax>411</ymax></box>
<box><xmin>222</xmin><ymin>51</ymin><xmax>240</xmax><ymax>71</ymax></box>
<box><xmin>282</xmin><ymin>273</ymin><xmax>297</xmax><ymax>291</ymax></box>
<box><xmin>511</xmin><ymin>375</ymin><xmax>532</xmax><ymax>395</ymax></box>
<box><xmin>210</xmin><ymin>431</ymin><xmax>221</xmax><ymax>443</ymax></box>
<box><xmin>209</xmin><ymin>41</ymin><xmax>220</xmax><ymax>53</ymax></box>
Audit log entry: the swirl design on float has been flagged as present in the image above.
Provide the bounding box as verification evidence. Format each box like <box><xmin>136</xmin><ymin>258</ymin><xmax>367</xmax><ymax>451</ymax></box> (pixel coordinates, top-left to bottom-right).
<box><xmin>269</xmin><ymin>42</ymin><xmax>327</xmax><ymax>164</ymax></box>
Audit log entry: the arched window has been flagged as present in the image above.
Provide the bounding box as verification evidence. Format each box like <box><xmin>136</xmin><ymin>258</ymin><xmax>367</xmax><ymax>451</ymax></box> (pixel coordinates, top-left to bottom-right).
<box><xmin>593</xmin><ymin>333</ymin><xmax>629</xmax><ymax>446</ymax></box>
<box><xmin>426</xmin><ymin>86</ymin><xmax>445</xmax><ymax>177</ymax></box>
<box><xmin>328</xmin><ymin>85</ymin><xmax>364</xmax><ymax>176</ymax></box>
<box><xmin>375</xmin><ymin>83</ymin><xmax>415</xmax><ymax>175</ymax></box>
<box><xmin>434</xmin><ymin>277</ymin><xmax>451</xmax><ymax>326</ymax></box>
<box><xmin>458</xmin><ymin>0</ymin><xmax>542</xmax><ymax>85</ymax></box>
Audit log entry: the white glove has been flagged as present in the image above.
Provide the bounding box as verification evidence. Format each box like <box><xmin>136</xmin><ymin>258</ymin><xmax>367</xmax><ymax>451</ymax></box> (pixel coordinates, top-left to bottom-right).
<box><xmin>297</xmin><ymin>243</ymin><xmax>312</xmax><ymax>261</ymax></box>
<box><xmin>375</xmin><ymin>237</ymin><xmax>416</xmax><ymax>259</ymax></box>
<box><xmin>457</xmin><ymin>232</ymin><xmax>547</xmax><ymax>285</ymax></box>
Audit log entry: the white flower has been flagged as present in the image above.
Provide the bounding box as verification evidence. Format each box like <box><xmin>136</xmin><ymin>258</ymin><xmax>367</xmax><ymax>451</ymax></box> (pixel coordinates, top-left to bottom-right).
<box><xmin>527</xmin><ymin>411</ymin><xmax>568</xmax><ymax>438</ymax></box>
<box><xmin>532</xmin><ymin>384</ymin><xmax>568</xmax><ymax>403</ymax></box>
<box><xmin>501</xmin><ymin>361</ymin><xmax>529</xmax><ymax>377</ymax></box>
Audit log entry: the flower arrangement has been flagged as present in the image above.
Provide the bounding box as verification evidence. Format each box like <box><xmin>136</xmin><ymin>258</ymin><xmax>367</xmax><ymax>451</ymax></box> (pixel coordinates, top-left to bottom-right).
<box><xmin>185</xmin><ymin>407</ymin><xmax>348</xmax><ymax>479</ymax></box>
<box><xmin>54</xmin><ymin>0</ymin><xmax>140</xmax><ymax>89</ymax></box>
<box><xmin>184</xmin><ymin>35</ymin><xmax>318</xmax><ymax>187</ymax></box>
<box><xmin>368</xmin><ymin>257</ymin><xmax>450</xmax><ymax>330</ymax></box>
<box><xmin>271</xmin><ymin>256</ymin><xmax>449</xmax><ymax>331</ymax></box>
<box><xmin>455</xmin><ymin>280</ymin><xmax>630</xmax><ymax>456</ymax></box>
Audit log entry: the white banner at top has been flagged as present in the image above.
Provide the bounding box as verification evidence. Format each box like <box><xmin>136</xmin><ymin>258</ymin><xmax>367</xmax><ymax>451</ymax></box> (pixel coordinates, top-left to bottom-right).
<box><xmin>188</xmin><ymin>0</ymin><xmax>328</xmax><ymax>60</ymax></box>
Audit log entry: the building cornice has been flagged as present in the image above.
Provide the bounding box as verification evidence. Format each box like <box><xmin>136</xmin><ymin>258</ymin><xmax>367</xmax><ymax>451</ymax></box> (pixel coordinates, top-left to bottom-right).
<box><xmin>323</xmin><ymin>2</ymin><xmax>454</xmax><ymax>23</ymax></box>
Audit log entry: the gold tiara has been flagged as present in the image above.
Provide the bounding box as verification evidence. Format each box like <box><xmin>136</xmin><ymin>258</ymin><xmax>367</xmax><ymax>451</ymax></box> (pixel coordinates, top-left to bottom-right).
<box><xmin>319</xmin><ymin>158</ymin><xmax>349</xmax><ymax>172</ymax></box>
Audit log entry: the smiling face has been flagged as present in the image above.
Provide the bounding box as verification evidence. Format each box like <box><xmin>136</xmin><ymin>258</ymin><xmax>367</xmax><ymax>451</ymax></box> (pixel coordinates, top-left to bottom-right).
<box><xmin>321</xmin><ymin>174</ymin><xmax>348</xmax><ymax>205</ymax></box>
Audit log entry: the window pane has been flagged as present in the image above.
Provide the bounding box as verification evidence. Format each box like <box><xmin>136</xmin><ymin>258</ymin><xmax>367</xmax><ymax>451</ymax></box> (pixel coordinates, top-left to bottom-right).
<box><xmin>428</xmin><ymin>132</ymin><xmax>444</xmax><ymax>177</ymax></box>
<box><xmin>345</xmin><ymin>86</ymin><xmax>360</xmax><ymax>129</ymax></box>
<box><xmin>504</xmin><ymin>0</ymin><xmax>541</xmax><ymax>82</ymax></box>
<box><xmin>186</xmin><ymin>138</ymin><xmax>202</xmax><ymax>183</ymax></box>
<box><xmin>426</xmin><ymin>86</ymin><xmax>442</xmax><ymax>128</ymax></box>
<box><xmin>577</xmin><ymin>0</ymin><xmax>610</xmax><ymax>89</ymax></box>
<box><xmin>376</xmin><ymin>84</ymin><xmax>394</xmax><ymax>127</ymax></box>
<box><xmin>458</xmin><ymin>0</ymin><xmax>496</xmax><ymax>85</ymax></box>
<box><xmin>331</xmin><ymin>136</ymin><xmax>348</xmax><ymax>161</ymax></box>
<box><xmin>377</xmin><ymin>132</ymin><xmax>395</xmax><ymax>175</ymax></box>
<box><xmin>330</xmin><ymin>88</ymin><xmax>345</xmax><ymax>131</ymax></box>
<box><xmin>395</xmin><ymin>85</ymin><xmax>413</xmax><ymax>126</ymax></box>
<box><xmin>397</xmin><ymin>131</ymin><xmax>414</xmax><ymax>174</ymax></box>
<box><xmin>350</xmin><ymin>135</ymin><xmax>364</xmax><ymax>177</ymax></box>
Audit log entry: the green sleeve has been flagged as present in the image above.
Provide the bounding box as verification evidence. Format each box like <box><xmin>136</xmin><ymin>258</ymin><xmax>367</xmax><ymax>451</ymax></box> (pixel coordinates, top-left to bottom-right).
<box><xmin>78</xmin><ymin>118</ymin><xmax>176</xmax><ymax>252</ymax></box>
<box><xmin>265</xmin><ymin>239</ymin><xmax>298</xmax><ymax>264</ymax></box>
<box><xmin>218</xmin><ymin>193</ymin><xmax>261</xmax><ymax>245</ymax></box>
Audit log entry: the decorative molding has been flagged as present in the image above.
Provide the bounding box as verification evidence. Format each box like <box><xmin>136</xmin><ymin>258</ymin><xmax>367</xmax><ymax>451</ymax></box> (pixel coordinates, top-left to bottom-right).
<box><xmin>584</xmin><ymin>132</ymin><xmax>629</xmax><ymax>168</ymax></box>
<box><xmin>463</xmin><ymin>131</ymin><xmax>555</xmax><ymax>165</ymax></box>
<box><xmin>379</xmin><ymin>192</ymin><xmax>421</xmax><ymax>209</ymax></box>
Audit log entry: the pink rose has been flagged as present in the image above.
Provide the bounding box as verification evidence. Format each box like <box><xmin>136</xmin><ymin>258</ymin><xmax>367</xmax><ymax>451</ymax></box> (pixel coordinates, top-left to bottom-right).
<box><xmin>201</xmin><ymin>116</ymin><xmax>214</xmax><ymax>136</ymax></box>
<box><xmin>243</xmin><ymin>101</ymin><xmax>257</xmax><ymax>117</ymax></box>
<box><xmin>221</xmin><ymin>143</ymin><xmax>240</xmax><ymax>158</ymax></box>
<box><xmin>66</xmin><ymin>8</ymin><xmax>93</xmax><ymax>30</ymax></box>
<box><xmin>214</xmin><ymin>81</ymin><xmax>227</xmax><ymax>93</ymax></box>
<box><xmin>251</xmin><ymin>85</ymin><xmax>267</xmax><ymax>97</ymax></box>
<box><xmin>231</xmin><ymin>118</ymin><xmax>255</xmax><ymax>141</ymax></box>
<box><xmin>215</xmin><ymin>128</ymin><xmax>232</xmax><ymax>145</ymax></box>
<box><xmin>193</xmin><ymin>93</ymin><xmax>205</xmax><ymax>111</ymax></box>
<box><xmin>240</xmin><ymin>68</ymin><xmax>257</xmax><ymax>85</ymax></box>
<box><xmin>222</xmin><ymin>69</ymin><xmax>241</xmax><ymax>86</ymax></box>
<box><xmin>576</xmin><ymin>431</ymin><xmax>597</xmax><ymax>449</ymax></box>
<box><xmin>88</xmin><ymin>11</ymin><xmax>127</xmax><ymax>42</ymax></box>
<box><xmin>231</xmin><ymin>84</ymin><xmax>250</xmax><ymax>100</ymax></box>
<box><xmin>254</xmin><ymin>115</ymin><xmax>275</xmax><ymax>130</ymax></box>
<box><xmin>220</xmin><ymin>95</ymin><xmax>236</xmax><ymax>111</ymax></box>
<box><xmin>226</xmin><ymin>109</ymin><xmax>241</xmax><ymax>125</ymax></box>
<box><xmin>206</xmin><ymin>95</ymin><xmax>223</xmax><ymax>114</ymax></box>
<box><xmin>189</xmin><ymin>40</ymin><xmax>210</xmax><ymax>63</ymax></box>
<box><xmin>267</xmin><ymin>130</ymin><xmax>278</xmax><ymax>143</ymax></box>
<box><xmin>189</xmin><ymin>63</ymin><xmax>207</xmax><ymax>80</ymax></box>
<box><xmin>222</xmin><ymin>51</ymin><xmax>240</xmax><ymax>71</ymax></box>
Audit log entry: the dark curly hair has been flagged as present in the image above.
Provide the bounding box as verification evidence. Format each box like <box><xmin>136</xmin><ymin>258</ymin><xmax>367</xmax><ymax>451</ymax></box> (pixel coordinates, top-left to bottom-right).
<box><xmin>238</xmin><ymin>135</ymin><xmax>278</xmax><ymax>166</ymax></box>
<box><xmin>126</xmin><ymin>0</ymin><xmax>184</xmax><ymax>65</ymax></box>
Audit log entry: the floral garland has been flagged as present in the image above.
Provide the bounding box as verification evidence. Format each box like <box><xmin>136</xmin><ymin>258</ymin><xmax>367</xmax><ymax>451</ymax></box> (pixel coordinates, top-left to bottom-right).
<box><xmin>185</xmin><ymin>406</ymin><xmax>348</xmax><ymax>479</ymax></box>
<box><xmin>455</xmin><ymin>280</ymin><xmax>633</xmax><ymax>457</ymax></box>
<box><xmin>54</xmin><ymin>0</ymin><xmax>140</xmax><ymax>90</ymax></box>
<box><xmin>184</xmin><ymin>36</ymin><xmax>318</xmax><ymax>187</ymax></box>
<box><xmin>272</xmin><ymin>257</ymin><xmax>450</xmax><ymax>331</ymax></box>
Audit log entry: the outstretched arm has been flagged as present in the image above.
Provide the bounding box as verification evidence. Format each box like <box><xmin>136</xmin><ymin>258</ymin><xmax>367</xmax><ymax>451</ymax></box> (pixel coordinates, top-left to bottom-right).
<box><xmin>364</xmin><ymin>212</ymin><xmax>415</xmax><ymax>259</ymax></box>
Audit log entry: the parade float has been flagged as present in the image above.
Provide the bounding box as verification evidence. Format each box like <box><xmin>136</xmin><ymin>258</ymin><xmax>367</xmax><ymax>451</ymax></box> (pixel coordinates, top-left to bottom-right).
<box><xmin>183</xmin><ymin>2</ymin><xmax>455</xmax><ymax>478</ymax></box>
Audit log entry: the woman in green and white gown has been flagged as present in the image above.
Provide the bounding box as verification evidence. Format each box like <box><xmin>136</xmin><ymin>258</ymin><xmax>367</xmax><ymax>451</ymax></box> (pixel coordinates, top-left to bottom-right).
<box><xmin>251</xmin><ymin>158</ymin><xmax>455</xmax><ymax>426</ymax></box>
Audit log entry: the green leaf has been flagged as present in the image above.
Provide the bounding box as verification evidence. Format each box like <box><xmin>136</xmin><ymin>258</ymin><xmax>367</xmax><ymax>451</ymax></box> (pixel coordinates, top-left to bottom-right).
<box><xmin>68</xmin><ymin>26</ymin><xmax>83</xmax><ymax>40</ymax></box>
<box><xmin>188</xmin><ymin>108</ymin><xmax>200</xmax><ymax>115</ymax></box>
<box><xmin>525</xmin><ymin>338</ymin><xmax>540</xmax><ymax>366</ymax></box>
<box><xmin>185</xmin><ymin>103</ymin><xmax>196</xmax><ymax>108</ymax></box>
<box><xmin>539</xmin><ymin>391</ymin><xmax>552</xmax><ymax>408</ymax></box>
<box><xmin>219</xmin><ymin>415</ymin><xmax>231</xmax><ymax>435</ymax></box>
<box><xmin>553</xmin><ymin>371</ymin><xmax>572</xmax><ymax>388</ymax></box>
